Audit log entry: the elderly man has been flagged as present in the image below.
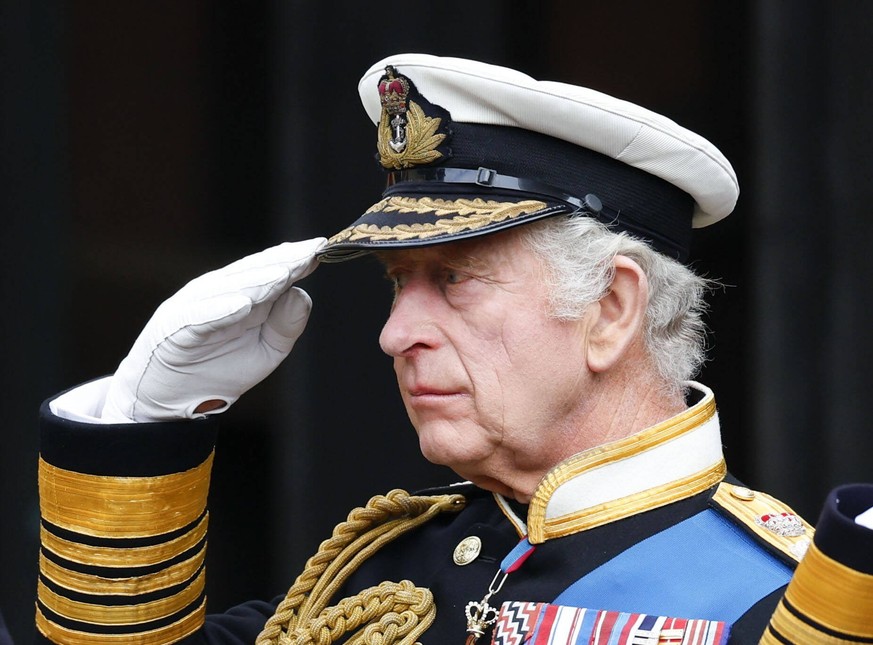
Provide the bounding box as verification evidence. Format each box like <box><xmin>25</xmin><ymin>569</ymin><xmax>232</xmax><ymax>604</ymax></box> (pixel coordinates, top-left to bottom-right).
<box><xmin>36</xmin><ymin>54</ymin><xmax>872</xmax><ymax>644</ymax></box>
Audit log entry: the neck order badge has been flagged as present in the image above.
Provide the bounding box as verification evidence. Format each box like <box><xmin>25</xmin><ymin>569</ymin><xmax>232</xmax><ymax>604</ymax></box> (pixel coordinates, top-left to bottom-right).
<box><xmin>465</xmin><ymin>537</ymin><xmax>537</xmax><ymax>643</ymax></box>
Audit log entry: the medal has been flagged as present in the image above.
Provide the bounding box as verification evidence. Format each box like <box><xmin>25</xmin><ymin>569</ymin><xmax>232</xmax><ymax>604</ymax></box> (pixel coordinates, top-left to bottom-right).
<box><xmin>464</xmin><ymin>537</ymin><xmax>536</xmax><ymax>643</ymax></box>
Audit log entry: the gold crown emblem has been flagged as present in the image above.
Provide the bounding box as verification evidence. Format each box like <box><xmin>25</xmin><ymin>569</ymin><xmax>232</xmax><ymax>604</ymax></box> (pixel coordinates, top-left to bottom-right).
<box><xmin>378</xmin><ymin>66</ymin><xmax>410</xmax><ymax>117</ymax></box>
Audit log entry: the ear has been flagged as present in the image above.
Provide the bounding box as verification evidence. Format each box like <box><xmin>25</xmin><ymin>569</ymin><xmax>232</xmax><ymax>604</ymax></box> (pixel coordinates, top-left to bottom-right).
<box><xmin>586</xmin><ymin>255</ymin><xmax>649</xmax><ymax>373</ymax></box>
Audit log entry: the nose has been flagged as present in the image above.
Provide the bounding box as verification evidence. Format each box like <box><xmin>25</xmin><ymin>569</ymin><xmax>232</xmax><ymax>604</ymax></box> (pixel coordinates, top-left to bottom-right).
<box><xmin>379</xmin><ymin>277</ymin><xmax>442</xmax><ymax>357</ymax></box>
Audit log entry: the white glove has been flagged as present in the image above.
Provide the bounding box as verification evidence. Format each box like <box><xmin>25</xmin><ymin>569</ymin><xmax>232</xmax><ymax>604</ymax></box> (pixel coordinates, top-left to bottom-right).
<box><xmin>102</xmin><ymin>237</ymin><xmax>327</xmax><ymax>423</ymax></box>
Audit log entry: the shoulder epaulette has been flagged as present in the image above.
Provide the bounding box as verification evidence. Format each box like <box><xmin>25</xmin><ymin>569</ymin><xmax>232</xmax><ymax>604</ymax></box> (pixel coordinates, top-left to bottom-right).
<box><xmin>710</xmin><ymin>482</ymin><xmax>814</xmax><ymax>565</ymax></box>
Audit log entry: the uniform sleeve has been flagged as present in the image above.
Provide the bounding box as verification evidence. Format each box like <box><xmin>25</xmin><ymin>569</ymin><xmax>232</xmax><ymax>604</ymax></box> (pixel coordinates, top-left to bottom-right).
<box><xmin>35</xmin><ymin>395</ymin><xmax>221</xmax><ymax>643</ymax></box>
<box><xmin>760</xmin><ymin>484</ymin><xmax>873</xmax><ymax>644</ymax></box>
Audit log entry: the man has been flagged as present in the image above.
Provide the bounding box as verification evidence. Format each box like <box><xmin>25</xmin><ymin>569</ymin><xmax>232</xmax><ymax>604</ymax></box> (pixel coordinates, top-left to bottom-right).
<box><xmin>36</xmin><ymin>54</ymin><xmax>872</xmax><ymax>644</ymax></box>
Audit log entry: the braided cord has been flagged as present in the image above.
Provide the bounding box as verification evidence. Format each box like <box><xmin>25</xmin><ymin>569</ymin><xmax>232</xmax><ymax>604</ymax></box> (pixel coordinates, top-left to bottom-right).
<box><xmin>256</xmin><ymin>489</ymin><xmax>465</xmax><ymax>645</ymax></box>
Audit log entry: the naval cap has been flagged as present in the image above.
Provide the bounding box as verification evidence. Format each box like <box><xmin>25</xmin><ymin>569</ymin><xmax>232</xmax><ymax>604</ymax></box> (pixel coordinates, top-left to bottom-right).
<box><xmin>318</xmin><ymin>53</ymin><xmax>738</xmax><ymax>263</ymax></box>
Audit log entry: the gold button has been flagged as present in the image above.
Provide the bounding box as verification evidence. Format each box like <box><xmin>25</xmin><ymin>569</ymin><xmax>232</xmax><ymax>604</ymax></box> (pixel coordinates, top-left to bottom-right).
<box><xmin>453</xmin><ymin>536</ymin><xmax>482</xmax><ymax>566</ymax></box>
<box><xmin>730</xmin><ymin>486</ymin><xmax>756</xmax><ymax>501</ymax></box>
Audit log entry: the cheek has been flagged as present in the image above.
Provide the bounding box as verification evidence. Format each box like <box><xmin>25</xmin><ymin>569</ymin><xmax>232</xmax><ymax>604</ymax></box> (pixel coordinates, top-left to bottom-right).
<box><xmin>492</xmin><ymin>315</ymin><xmax>553</xmax><ymax>365</ymax></box>
<box><xmin>456</xmin><ymin>327</ymin><xmax>516</xmax><ymax>391</ymax></box>
<box><xmin>459</xmin><ymin>323</ymin><xmax>539</xmax><ymax>409</ymax></box>
<box><xmin>504</xmin><ymin>321</ymin><xmax>587</xmax><ymax>387</ymax></box>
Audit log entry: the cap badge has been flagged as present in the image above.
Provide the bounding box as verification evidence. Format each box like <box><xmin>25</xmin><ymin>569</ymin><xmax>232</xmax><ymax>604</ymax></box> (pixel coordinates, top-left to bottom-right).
<box><xmin>377</xmin><ymin>66</ymin><xmax>446</xmax><ymax>169</ymax></box>
<box><xmin>755</xmin><ymin>512</ymin><xmax>806</xmax><ymax>538</ymax></box>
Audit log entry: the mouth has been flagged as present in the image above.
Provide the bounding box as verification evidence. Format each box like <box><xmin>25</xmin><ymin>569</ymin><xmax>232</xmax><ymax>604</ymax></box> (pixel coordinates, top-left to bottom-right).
<box><xmin>408</xmin><ymin>386</ymin><xmax>458</xmax><ymax>397</ymax></box>
<box><xmin>405</xmin><ymin>386</ymin><xmax>467</xmax><ymax>406</ymax></box>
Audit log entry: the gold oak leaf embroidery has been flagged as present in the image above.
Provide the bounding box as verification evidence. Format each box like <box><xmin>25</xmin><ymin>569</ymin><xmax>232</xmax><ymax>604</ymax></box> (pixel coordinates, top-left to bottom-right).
<box><xmin>327</xmin><ymin>197</ymin><xmax>548</xmax><ymax>244</ymax></box>
<box><xmin>377</xmin><ymin>101</ymin><xmax>446</xmax><ymax>169</ymax></box>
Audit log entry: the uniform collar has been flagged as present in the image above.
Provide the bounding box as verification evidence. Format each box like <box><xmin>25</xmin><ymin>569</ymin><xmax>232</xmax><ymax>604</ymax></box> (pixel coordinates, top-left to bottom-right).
<box><xmin>496</xmin><ymin>382</ymin><xmax>726</xmax><ymax>544</ymax></box>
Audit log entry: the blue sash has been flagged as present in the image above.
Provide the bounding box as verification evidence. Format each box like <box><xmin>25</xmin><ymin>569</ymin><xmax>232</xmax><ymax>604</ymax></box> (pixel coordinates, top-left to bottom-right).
<box><xmin>553</xmin><ymin>508</ymin><xmax>793</xmax><ymax>623</ymax></box>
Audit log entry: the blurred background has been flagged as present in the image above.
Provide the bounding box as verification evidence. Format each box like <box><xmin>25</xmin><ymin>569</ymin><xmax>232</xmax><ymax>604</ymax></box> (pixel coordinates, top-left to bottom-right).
<box><xmin>2</xmin><ymin>1</ymin><xmax>872</xmax><ymax>641</ymax></box>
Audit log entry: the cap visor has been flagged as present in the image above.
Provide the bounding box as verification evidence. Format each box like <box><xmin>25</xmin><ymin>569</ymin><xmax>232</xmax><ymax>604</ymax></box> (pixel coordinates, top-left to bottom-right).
<box><xmin>318</xmin><ymin>190</ymin><xmax>568</xmax><ymax>262</ymax></box>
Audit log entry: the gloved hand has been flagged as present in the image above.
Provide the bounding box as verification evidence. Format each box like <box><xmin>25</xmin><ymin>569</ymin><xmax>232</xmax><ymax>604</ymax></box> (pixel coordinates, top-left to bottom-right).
<box><xmin>102</xmin><ymin>237</ymin><xmax>327</xmax><ymax>423</ymax></box>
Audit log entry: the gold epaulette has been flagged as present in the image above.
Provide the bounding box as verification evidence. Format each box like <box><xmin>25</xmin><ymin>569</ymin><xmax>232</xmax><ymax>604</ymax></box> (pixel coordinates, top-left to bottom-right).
<box><xmin>710</xmin><ymin>482</ymin><xmax>814</xmax><ymax>563</ymax></box>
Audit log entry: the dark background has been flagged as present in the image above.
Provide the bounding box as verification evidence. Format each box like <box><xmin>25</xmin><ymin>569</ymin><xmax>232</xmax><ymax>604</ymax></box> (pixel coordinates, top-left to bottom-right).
<box><xmin>2</xmin><ymin>1</ymin><xmax>872</xmax><ymax>641</ymax></box>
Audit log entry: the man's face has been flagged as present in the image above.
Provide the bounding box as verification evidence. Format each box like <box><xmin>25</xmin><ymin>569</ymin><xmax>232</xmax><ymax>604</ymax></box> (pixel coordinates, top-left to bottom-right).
<box><xmin>378</xmin><ymin>230</ymin><xmax>597</xmax><ymax>500</ymax></box>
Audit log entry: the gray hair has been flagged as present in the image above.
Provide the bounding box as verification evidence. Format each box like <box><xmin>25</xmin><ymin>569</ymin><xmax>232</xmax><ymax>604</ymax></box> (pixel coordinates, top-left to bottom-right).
<box><xmin>520</xmin><ymin>216</ymin><xmax>712</xmax><ymax>391</ymax></box>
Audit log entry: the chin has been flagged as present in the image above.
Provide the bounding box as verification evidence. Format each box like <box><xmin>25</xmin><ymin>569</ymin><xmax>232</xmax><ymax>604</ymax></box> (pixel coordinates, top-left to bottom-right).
<box><xmin>417</xmin><ymin>437</ymin><xmax>458</xmax><ymax>468</ymax></box>
<box><xmin>416</xmin><ymin>429</ymin><xmax>474</xmax><ymax>470</ymax></box>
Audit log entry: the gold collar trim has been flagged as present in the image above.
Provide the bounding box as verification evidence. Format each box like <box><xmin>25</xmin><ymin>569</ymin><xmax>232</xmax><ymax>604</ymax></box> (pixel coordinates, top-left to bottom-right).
<box><xmin>526</xmin><ymin>382</ymin><xmax>724</xmax><ymax>543</ymax></box>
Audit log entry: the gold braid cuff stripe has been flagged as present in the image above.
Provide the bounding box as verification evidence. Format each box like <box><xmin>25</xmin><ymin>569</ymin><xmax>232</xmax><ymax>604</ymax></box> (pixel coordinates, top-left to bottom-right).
<box><xmin>327</xmin><ymin>197</ymin><xmax>549</xmax><ymax>244</ymax></box>
<box><xmin>39</xmin><ymin>453</ymin><xmax>213</xmax><ymax>538</ymax></box>
<box><xmin>37</xmin><ymin>568</ymin><xmax>205</xmax><ymax>626</ymax></box>
<box><xmin>40</xmin><ymin>514</ymin><xmax>208</xmax><ymax>568</ymax></box>
<box><xmin>779</xmin><ymin>542</ymin><xmax>873</xmax><ymax>638</ymax></box>
<box><xmin>762</xmin><ymin>603</ymin><xmax>868</xmax><ymax>645</ymax></box>
<box><xmin>39</xmin><ymin>544</ymin><xmax>205</xmax><ymax>597</ymax></box>
<box><xmin>35</xmin><ymin>598</ymin><xmax>205</xmax><ymax>645</ymax></box>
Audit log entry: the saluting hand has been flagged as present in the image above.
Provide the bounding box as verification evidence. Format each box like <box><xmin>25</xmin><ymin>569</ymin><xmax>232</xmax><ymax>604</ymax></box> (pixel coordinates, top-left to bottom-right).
<box><xmin>102</xmin><ymin>237</ymin><xmax>326</xmax><ymax>423</ymax></box>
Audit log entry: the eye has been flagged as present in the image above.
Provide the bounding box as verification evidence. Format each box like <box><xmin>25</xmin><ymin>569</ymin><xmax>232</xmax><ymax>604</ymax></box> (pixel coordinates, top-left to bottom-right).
<box><xmin>445</xmin><ymin>271</ymin><xmax>464</xmax><ymax>285</ymax></box>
